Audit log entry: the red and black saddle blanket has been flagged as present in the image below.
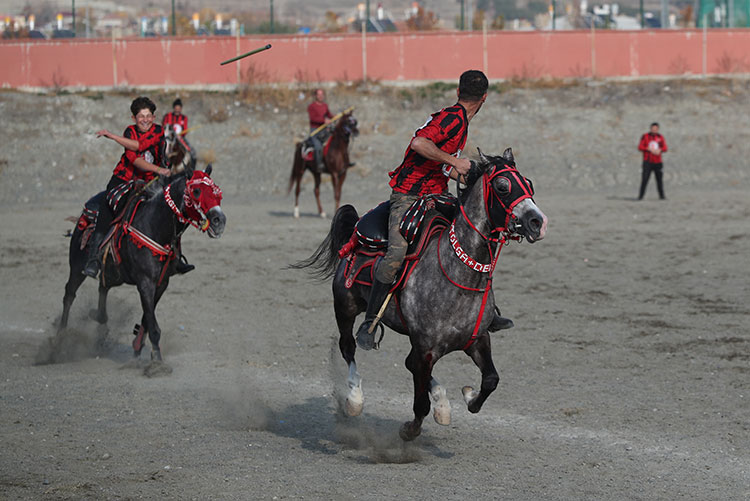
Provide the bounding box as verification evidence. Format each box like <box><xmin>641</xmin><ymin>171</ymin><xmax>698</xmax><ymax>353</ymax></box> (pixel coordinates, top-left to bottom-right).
<box><xmin>338</xmin><ymin>193</ymin><xmax>457</xmax><ymax>291</ymax></box>
<box><xmin>301</xmin><ymin>135</ymin><xmax>333</xmax><ymax>163</ymax></box>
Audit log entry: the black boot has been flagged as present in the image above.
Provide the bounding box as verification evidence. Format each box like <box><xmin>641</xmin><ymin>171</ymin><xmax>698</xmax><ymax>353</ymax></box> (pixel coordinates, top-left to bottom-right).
<box><xmin>83</xmin><ymin>234</ymin><xmax>104</xmax><ymax>278</ymax></box>
<box><xmin>175</xmin><ymin>254</ymin><xmax>195</xmax><ymax>274</ymax></box>
<box><xmin>488</xmin><ymin>306</ymin><xmax>514</xmax><ymax>332</ymax></box>
<box><xmin>355</xmin><ymin>279</ymin><xmax>391</xmax><ymax>351</ymax></box>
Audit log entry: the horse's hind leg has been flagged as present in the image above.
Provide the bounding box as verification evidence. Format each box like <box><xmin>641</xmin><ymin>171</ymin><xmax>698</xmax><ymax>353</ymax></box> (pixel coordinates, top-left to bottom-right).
<box><xmin>462</xmin><ymin>335</ymin><xmax>499</xmax><ymax>414</ymax></box>
<box><xmin>401</xmin><ymin>346</ymin><xmax>437</xmax><ymax>441</ymax></box>
<box><xmin>135</xmin><ymin>279</ymin><xmax>164</xmax><ymax>361</ymax></box>
<box><xmin>336</xmin><ymin>299</ymin><xmax>363</xmax><ymax>416</ymax></box>
<box><xmin>293</xmin><ymin>174</ymin><xmax>301</xmax><ymax>219</ymax></box>
<box><xmin>60</xmin><ymin>270</ymin><xmax>86</xmax><ymax>331</ymax></box>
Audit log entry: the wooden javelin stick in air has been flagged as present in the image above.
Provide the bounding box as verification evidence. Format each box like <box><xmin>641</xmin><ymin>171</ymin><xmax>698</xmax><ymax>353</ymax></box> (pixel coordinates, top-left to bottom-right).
<box><xmin>220</xmin><ymin>43</ymin><xmax>272</xmax><ymax>66</ymax></box>
<box><xmin>309</xmin><ymin>106</ymin><xmax>355</xmax><ymax>138</ymax></box>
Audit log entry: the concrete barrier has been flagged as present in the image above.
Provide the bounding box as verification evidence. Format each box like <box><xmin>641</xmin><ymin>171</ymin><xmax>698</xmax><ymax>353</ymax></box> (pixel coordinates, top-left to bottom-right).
<box><xmin>2</xmin><ymin>29</ymin><xmax>750</xmax><ymax>89</ymax></box>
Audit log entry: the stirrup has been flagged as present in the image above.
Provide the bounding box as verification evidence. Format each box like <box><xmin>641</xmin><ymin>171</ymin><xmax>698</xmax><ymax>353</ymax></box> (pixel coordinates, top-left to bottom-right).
<box><xmin>356</xmin><ymin>319</ymin><xmax>385</xmax><ymax>351</ymax></box>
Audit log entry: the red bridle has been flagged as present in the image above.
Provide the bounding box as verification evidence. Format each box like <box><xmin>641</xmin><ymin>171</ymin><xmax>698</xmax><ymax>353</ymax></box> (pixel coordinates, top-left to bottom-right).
<box><xmin>439</xmin><ymin>163</ymin><xmax>534</xmax><ymax>350</ymax></box>
<box><xmin>164</xmin><ymin>172</ymin><xmax>223</xmax><ymax>232</ymax></box>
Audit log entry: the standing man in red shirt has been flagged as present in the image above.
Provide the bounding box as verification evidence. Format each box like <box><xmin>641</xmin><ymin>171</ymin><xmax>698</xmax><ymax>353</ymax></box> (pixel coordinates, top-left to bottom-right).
<box><xmin>163</xmin><ymin>98</ymin><xmax>188</xmax><ymax>136</ymax></box>
<box><xmin>307</xmin><ymin>89</ymin><xmax>333</xmax><ymax>172</ymax></box>
<box><xmin>355</xmin><ymin>70</ymin><xmax>512</xmax><ymax>351</ymax></box>
<box><xmin>637</xmin><ymin>122</ymin><xmax>668</xmax><ymax>200</ymax></box>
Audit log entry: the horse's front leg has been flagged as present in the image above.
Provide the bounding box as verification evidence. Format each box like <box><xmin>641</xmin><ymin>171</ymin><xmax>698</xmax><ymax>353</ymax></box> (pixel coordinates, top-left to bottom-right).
<box><xmin>135</xmin><ymin>278</ymin><xmax>162</xmax><ymax>361</ymax></box>
<box><xmin>330</xmin><ymin>171</ymin><xmax>341</xmax><ymax>212</ymax></box>
<box><xmin>462</xmin><ymin>334</ymin><xmax>499</xmax><ymax>413</ymax></box>
<box><xmin>401</xmin><ymin>345</ymin><xmax>435</xmax><ymax>441</ymax></box>
<box><xmin>91</xmin><ymin>281</ymin><xmax>109</xmax><ymax>325</ymax></box>
<box><xmin>313</xmin><ymin>172</ymin><xmax>325</xmax><ymax>218</ymax></box>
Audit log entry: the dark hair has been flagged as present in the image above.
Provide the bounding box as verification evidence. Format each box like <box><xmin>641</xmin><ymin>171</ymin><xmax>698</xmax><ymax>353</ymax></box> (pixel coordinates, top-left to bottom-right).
<box><xmin>173</xmin><ymin>98</ymin><xmax>183</xmax><ymax>108</ymax></box>
<box><xmin>130</xmin><ymin>96</ymin><xmax>156</xmax><ymax>117</ymax></box>
<box><xmin>650</xmin><ymin>122</ymin><xmax>659</xmax><ymax>128</ymax></box>
<box><xmin>458</xmin><ymin>70</ymin><xmax>489</xmax><ymax>102</ymax></box>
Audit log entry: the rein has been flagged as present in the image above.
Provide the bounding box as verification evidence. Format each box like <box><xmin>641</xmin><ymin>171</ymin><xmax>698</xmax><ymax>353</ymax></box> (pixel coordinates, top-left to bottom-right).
<box><xmin>440</xmin><ymin>167</ymin><xmax>525</xmax><ymax>350</ymax></box>
<box><xmin>164</xmin><ymin>184</ymin><xmax>209</xmax><ymax>232</ymax></box>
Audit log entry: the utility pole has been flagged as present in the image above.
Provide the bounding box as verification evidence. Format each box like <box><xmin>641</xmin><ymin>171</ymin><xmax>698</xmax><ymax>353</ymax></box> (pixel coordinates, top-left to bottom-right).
<box><xmin>366</xmin><ymin>0</ymin><xmax>370</xmax><ymax>25</ymax></box>
<box><xmin>270</xmin><ymin>0</ymin><xmax>274</xmax><ymax>33</ymax></box>
<box><xmin>640</xmin><ymin>0</ymin><xmax>644</xmax><ymax>27</ymax></box>
<box><xmin>552</xmin><ymin>0</ymin><xmax>556</xmax><ymax>29</ymax></box>
<box><xmin>460</xmin><ymin>0</ymin><xmax>465</xmax><ymax>30</ymax></box>
<box><xmin>660</xmin><ymin>0</ymin><xmax>668</xmax><ymax>28</ymax></box>
<box><xmin>171</xmin><ymin>0</ymin><xmax>175</xmax><ymax>35</ymax></box>
<box><xmin>72</xmin><ymin>0</ymin><xmax>76</xmax><ymax>35</ymax></box>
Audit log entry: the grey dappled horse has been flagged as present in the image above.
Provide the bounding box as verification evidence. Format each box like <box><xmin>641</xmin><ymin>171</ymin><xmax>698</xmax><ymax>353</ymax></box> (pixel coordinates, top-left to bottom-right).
<box><xmin>296</xmin><ymin>148</ymin><xmax>548</xmax><ymax>440</ymax></box>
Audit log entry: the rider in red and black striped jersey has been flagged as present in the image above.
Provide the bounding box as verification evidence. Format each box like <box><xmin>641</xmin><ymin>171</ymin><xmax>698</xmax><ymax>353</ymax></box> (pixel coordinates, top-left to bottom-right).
<box><xmin>83</xmin><ymin>97</ymin><xmax>174</xmax><ymax>279</ymax></box>
<box><xmin>162</xmin><ymin>98</ymin><xmax>188</xmax><ymax>136</ymax></box>
<box><xmin>355</xmin><ymin>70</ymin><xmax>514</xmax><ymax>351</ymax></box>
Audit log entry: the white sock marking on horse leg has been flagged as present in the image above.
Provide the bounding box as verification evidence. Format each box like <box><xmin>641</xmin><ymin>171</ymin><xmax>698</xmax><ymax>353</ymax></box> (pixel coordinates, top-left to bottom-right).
<box><xmin>462</xmin><ymin>385</ymin><xmax>480</xmax><ymax>407</ymax></box>
<box><xmin>345</xmin><ymin>362</ymin><xmax>364</xmax><ymax>416</ymax></box>
<box><xmin>294</xmin><ymin>206</ymin><xmax>300</xmax><ymax>219</ymax></box>
<box><xmin>320</xmin><ymin>211</ymin><xmax>327</xmax><ymax>219</ymax></box>
<box><xmin>430</xmin><ymin>378</ymin><xmax>451</xmax><ymax>425</ymax></box>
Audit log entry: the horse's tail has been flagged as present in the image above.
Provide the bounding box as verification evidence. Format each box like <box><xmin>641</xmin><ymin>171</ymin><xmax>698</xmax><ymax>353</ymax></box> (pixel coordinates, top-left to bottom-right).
<box><xmin>287</xmin><ymin>142</ymin><xmax>303</xmax><ymax>195</ymax></box>
<box><xmin>289</xmin><ymin>204</ymin><xmax>359</xmax><ymax>280</ymax></box>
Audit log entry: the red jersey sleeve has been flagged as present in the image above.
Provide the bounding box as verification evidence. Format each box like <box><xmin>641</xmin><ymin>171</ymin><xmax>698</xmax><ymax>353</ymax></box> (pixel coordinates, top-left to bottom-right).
<box><xmin>324</xmin><ymin>105</ymin><xmax>332</xmax><ymax>120</ymax></box>
<box><xmin>123</xmin><ymin>127</ymin><xmax>138</xmax><ymax>164</ymax></box>
<box><xmin>413</xmin><ymin>111</ymin><xmax>456</xmax><ymax>150</ymax></box>
<box><xmin>659</xmin><ymin>135</ymin><xmax>667</xmax><ymax>152</ymax></box>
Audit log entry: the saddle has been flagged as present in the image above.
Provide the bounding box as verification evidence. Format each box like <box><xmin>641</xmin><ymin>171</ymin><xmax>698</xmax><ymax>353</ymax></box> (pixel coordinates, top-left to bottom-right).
<box><xmin>76</xmin><ymin>180</ymin><xmax>146</xmax><ymax>253</ymax></box>
<box><xmin>338</xmin><ymin>193</ymin><xmax>458</xmax><ymax>292</ymax></box>
<box><xmin>301</xmin><ymin>133</ymin><xmax>333</xmax><ymax>163</ymax></box>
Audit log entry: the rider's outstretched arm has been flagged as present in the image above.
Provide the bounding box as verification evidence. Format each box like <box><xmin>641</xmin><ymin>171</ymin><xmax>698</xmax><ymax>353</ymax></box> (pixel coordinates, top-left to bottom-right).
<box><xmin>97</xmin><ymin>130</ymin><xmax>139</xmax><ymax>151</ymax></box>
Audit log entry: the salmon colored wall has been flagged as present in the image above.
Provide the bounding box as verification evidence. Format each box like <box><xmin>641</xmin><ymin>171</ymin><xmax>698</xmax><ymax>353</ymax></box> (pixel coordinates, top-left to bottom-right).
<box><xmin>2</xmin><ymin>30</ymin><xmax>749</xmax><ymax>89</ymax></box>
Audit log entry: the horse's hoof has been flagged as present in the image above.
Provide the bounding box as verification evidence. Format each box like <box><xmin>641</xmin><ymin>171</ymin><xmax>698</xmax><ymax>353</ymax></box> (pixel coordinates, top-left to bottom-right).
<box><xmin>462</xmin><ymin>386</ymin><xmax>479</xmax><ymax>405</ymax></box>
<box><xmin>151</xmin><ymin>349</ymin><xmax>162</xmax><ymax>361</ymax></box>
<box><xmin>345</xmin><ymin>386</ymin><xmax>364</xmax><ymax>416</ymax></box>
<box><xmin>399</xmin><ymin>422</ymin><xmax>421</xmax><ymax>442</ymax></box>
<box><xmin>320</xmin><ymin>212</ymin><xmax>327</xmax><ymax>219</ymax></box>
<box><xmin>88</xmin><ymin>309</ymin><xmax>107</xmax><ymax>324</ymax></box>
<box><xmin>432</xmin><ymin>401</ymin><xmax>451</xmax><ymax>426</ymax></box>
<box><xmin>400</xmin><ymin>421</ymin><xmax>423</xmax><ymax>442</ymax></box>
<box><xmin>293</xmin><ymin>207</ymin><xmax>300</xmax><ymax>219</ymax></box>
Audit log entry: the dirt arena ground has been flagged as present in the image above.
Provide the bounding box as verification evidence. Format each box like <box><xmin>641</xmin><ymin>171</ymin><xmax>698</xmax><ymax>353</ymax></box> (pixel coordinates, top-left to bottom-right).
<box><xmin>1</xmin><ymin>81</ymin><xmax>748</xmax><ymax>499</ymax></box>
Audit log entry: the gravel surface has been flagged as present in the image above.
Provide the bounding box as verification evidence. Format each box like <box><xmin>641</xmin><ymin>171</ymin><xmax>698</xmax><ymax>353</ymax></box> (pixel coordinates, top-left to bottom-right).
<box><xmin>0</xmin><ymin>80</ymin><xmax>748</xmax><ymax>499</ymax></box>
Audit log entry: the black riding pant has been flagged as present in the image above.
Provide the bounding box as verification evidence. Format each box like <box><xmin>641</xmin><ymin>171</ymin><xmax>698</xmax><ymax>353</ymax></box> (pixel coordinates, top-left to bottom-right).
<box><xmin>91</xmin><ymin>176</ymin><xmax>128</xmax><ymax>245</ymax></box>
<box><xmin>638</xmin><ymin>161</ymin><xmax>665</xmax><ymax>200</ymax></box>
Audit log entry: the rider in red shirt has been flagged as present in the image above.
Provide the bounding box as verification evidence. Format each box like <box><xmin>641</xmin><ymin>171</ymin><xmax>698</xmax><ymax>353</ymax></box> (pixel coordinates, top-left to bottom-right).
<box><xmin>162</xmin><ymin>98</ymin><xmax>188</xmax><ymax>136</ymax></box>
<box><xmin>84</xmin><ymin>97</ymin><xmax>172</xmax><ymax>278</ymax></box>
<box><xmin>637</xmin><ymin>122</ymin><xmax>668</xmax><ymax>200</ymax></box>
<box><xmin>356</xmin><ymin>70</ymin><xmax>513</xmax><ymax>351</ymax></box>
<box><xmin>307</xmin><ymin>89</ymin><xmax>333</xmax><ymax>172</ymax></box>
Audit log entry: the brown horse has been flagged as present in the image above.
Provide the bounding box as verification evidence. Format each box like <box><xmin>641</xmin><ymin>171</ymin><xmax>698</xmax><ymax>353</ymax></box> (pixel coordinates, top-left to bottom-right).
<box><xmin>288</xmin><ymin>112</ymin><xmax>359</xmax><ymax>218</ymax></box>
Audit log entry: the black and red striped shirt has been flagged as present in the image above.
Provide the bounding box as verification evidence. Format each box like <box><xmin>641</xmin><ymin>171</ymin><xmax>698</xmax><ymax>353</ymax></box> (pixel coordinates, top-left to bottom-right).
<box><xmin>389</xmin><ymin>104</ymin><xmax>468</xmax><ymax>196</ymax></box>
<box><xmin>162</xmin><ymin>112</ymin><xmax>188</xmax><ymax>135</ymax></box>
<box><xmin>111</xmin><ymin>124</ymin><xmax>163</xmax><ymax>183</ymax></box>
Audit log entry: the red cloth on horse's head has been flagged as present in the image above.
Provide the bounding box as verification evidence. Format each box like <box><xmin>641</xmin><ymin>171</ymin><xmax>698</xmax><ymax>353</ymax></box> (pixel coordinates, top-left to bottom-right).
<box><xmin>184</xmin><ymin>170</ymin><xmax>223</xmax><ymax>223</ymax></box>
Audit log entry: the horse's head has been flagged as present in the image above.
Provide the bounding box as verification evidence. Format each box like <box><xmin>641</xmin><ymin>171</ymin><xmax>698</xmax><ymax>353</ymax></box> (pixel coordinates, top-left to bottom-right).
<box><xmin>163</xmin><ymin>124</ymin><xmax>196</xmax><ymax>175</ymax></box>
<box><xmin>338</xmin><ymin>112</ymin><xmax>359</xmax><ymax>138</ymax></box>
<box><xmin>466</xmin><ymin>147</ymin><xmax>547</xmax><ymax>243</ymax></box>
<box><xmin>181</xmin><ymin>165</ymin><xmax>226</xmax><ymax>238</ymax></box>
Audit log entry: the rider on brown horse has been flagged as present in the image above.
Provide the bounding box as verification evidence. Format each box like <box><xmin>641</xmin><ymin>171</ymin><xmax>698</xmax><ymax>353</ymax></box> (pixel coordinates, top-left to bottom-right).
<box><xmin>307</xmin><ymin>89</ymin><xmax>333</xmax><ymax>172</ymax></box>
<box><xmin>84</xmin><ymin>96</ymin><xmax>193</xmax><ymax>278</ymax></box>
<box><xmin>355</xmin><ymin>70</ymin><xmax>513</xmax><ymax>351</ymax></box>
